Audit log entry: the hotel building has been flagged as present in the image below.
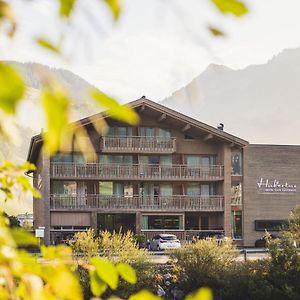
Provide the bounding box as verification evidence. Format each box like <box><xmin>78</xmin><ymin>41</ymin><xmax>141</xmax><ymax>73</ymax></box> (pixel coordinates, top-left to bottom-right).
<box><xmin>27</xmin><ymin>98</ymin><xmax>300</xmax><ymax>246</ymax></box>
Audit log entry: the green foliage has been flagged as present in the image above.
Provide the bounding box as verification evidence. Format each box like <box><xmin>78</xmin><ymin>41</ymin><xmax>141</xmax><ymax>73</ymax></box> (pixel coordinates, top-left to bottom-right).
<box><xmin>284</xmin><ymin>204</ymin><xmax>300</xmax><ymax>246</ymax></box>
<box><xmin>211</xmin><ymin>0</ymin><xmax>248</xmax><ymax>17</ymax></box>
<box><xmin>90</xmin><ymin>89</ymin><xmax>140</xmax><ymax>126</ymax></box>
<box><xmin>0</xmin><ymin>62</ymin><xmax>25</xmax><ymax>114</ymax></box>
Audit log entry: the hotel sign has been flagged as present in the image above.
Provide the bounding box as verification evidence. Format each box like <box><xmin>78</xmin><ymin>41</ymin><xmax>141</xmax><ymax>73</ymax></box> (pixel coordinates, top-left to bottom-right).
<box><xmin>257</xmin><ymin>178</ymin><xmax>297</xmax><ymax>194</ymax></box>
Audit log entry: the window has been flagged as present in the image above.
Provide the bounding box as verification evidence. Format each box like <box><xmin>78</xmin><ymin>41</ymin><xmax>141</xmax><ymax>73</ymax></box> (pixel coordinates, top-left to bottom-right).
<box><xmin>232</xmin><ymin>210</ymin><xmax>242</xmax><ymax>239</ymax></box>
<box><xmin>139</xmin><ymin>127</ymin><xmax>155</xmax><ymax>137</ymax></box>
<box><xmin>99</xmin><ymin>182</ymin><xmax>133</xmax><ymax>197</ymax></box>
<box><xmin>142</xmin><ymin>215</ymin><xmax>183</xmax><ymax>230</ymax></box>
<box><xmin>186</xmin><ymin>155</ymin><xmax>216</xmax><ymax>166</ymax></box>
<box><xmin>201</xmin><ymin>216</ymin><xmax>209</xmax><ymax>230</ymax></box>
<box><xmin>231</xmin><ymin>151</ymin><xmax>242</xmax><ymax>175</ymax></box>
<box><xmin>231</xmin><ymin>181</ymin><xmax>242</xmax><ymax>205</ymax></box>
<box><xmin>52</xmin><ymin>181</ymin><xmax>77</xmax><ymax>195</ymax></box>
<box><xmin>255</xmin><ymin>220</ymin><xmax>288</xmax><ymax>231</ymax></box>
<box><xmin>140</xmin><ymin>183</ymin><xmax>173</xmax><ymax>196</ymax></box>
<box><xmin>106</xmin><ymin>127</ymin><xmax>132</xmax><ymax>136</ymax></box>
<box><xmin>186</xmin><ymin>183</ymin><xmax>213</xmax><ymax>196</ymax></box>
<box><xmin>158</xmin><ymin>128</ymin><xmax>171</xmax><ymax>138</ymax></box>
<box><xmin>139</xmin><ymin>155</ymin><xmax>172</xmax><ymax>165</ymax></box>
<box><xmin>99</xmin><ymin>155</ymin><xmax>133</xmax><ymax>164</ymax></box>
<box><xmin>99</xmin><ymin>182</ymin><xmax>113</xmax><ymax>196</ymax></box>
<box><xmin>184</xmin><ymin>134</ymin><xmax>194</xmax><ymax>140</ymax></box>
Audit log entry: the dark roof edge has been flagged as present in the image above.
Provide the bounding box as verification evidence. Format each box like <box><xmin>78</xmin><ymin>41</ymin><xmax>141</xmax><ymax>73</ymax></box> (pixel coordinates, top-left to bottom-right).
<box><xmin>129</xmin><ymin>98</ymin><xmax>249</xmax><ymax>147</ymax></box>
<box><xmin>26</xmin><ymin>96</ymin><xmax>249</xmax><ymax>165</ymax></box>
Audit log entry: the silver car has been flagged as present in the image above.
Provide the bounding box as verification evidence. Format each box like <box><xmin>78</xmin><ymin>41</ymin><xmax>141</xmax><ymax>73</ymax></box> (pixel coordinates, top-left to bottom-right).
<box><xmin>148</xmin><ymin>234</ymin><xmax>181</xmax><ymax>251</ymax></box>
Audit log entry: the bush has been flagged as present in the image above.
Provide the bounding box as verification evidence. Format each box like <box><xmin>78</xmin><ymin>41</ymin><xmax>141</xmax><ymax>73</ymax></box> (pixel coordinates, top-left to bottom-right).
<box><xmin>170</xmin><ymin>239</ymin><xmax>237</xmax><ymax>296</ymax></box>
<box><xmin>71</xmin><ymin>229</ymin><xmax>99</xmax><ymax>259</ymax></box>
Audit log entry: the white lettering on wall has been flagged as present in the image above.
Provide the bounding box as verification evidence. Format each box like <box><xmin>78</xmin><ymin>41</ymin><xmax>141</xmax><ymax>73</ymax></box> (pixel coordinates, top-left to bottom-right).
<box><xmin>257</xmin><ymin>178</ymin><xmax>297</xmax><ymax>193</ymax></box>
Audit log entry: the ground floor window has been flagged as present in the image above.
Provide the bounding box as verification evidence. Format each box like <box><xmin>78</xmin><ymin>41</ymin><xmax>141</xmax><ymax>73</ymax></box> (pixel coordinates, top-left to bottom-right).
<box><xmin>255</xmin><ymin>219</ymin><xmax>288</xmax><ymax>231</ymax></box>
<box><xmin>231</xmin><ymin>210</ymin><xmax>242</xmax><ymax>239</ymax></box>
<box><xmin>142</xmin><ymin>215</ymin><xmax>183</xmax><ymax>230</ymax></box>
<box><xmin>97</xmin><ymin>214</ymin><xmax>135</xmax><ymax>233</ymax></box>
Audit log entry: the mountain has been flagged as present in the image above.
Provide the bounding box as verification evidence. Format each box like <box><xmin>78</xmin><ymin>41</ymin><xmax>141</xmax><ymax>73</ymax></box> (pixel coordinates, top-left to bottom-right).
<box><xmin>162</xmin><ymin>47</ymin><xmax>300</xmax><ymax>144</ymax></box>
<box><xmin>0</xmin><ymin>62</ymin><xmax>100</xmax><ymax>214</ymax></box>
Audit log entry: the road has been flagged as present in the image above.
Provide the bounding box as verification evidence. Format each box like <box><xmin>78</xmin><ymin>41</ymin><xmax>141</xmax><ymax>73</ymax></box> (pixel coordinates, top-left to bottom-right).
<box><xmin>149</xmin><ymin>249</ymin><xmax>269</xmax><ymax>264</ymax></box>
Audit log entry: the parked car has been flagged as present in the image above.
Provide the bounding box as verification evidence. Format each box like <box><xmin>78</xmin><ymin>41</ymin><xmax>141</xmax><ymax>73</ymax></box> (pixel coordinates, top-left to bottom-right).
<box><xmin>147</xmin><ymin>234</ymin><xmax>181</xmax><ymax>251</ymax></box>
<box><xmin>254</xmin><ymin>233</ymin><xmax>283</xmax><ymax>248</ymax></box>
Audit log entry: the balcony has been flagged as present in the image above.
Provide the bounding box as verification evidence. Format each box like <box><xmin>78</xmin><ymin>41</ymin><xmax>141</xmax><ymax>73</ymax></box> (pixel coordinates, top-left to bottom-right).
<box><xmin>100</xmin><ymin>136</ymin><xmax>176</xmax><ymax>153</ymax></box>
<box><xmin>50</xmin><ymin>195</ymin><xmax>224</xmax><ymax>211</ymax></box>
<box><xmin>50</xmin><ymin>163</ymin><xmax>224</xmax><ymax>181</ymax></box>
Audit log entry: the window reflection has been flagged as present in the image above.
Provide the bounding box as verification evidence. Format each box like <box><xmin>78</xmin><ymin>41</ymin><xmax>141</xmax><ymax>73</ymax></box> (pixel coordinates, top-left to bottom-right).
<box><xmin>231</xmin><ymin>151</ymin><xmax>242</xmax><ymax>175</ymax></box>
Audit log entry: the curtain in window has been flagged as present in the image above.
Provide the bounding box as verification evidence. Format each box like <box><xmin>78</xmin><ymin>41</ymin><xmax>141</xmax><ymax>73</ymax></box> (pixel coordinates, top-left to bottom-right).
<box><xmin>160</xmin><ymin>155</ymin><xmax>172</xmax><ymax>166</ymax></box>
<box><xmin>187</xmin><ymin>183</ymin><xmax>201</xmax><ymax>196</ymax></box>
<box><xmin>160</xmin><ymin>184</ymin><xmax>173</xmax><ymax>196</ymax></box>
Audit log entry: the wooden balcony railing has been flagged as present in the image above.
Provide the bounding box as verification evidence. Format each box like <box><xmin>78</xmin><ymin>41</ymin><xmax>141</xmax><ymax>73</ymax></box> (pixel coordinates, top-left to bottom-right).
<box><xmin>50</xmin><ymin>195</ymin><xmax>224</xmax><ymax>211</ymax></box>
<box><xmin>50</xmin><ymin>163</ymin><xmax>224</xmax><ymax>181</ymax></box>
<box><xmin>100</xmin><ymin>136</ymin><xmax>176</xmax><ymax>153</ymax></box>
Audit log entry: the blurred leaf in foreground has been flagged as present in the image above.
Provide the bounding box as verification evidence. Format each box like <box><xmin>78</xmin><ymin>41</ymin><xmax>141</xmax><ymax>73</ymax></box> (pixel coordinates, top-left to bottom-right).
<box><xmin>36</xmin><ymin>38</ymin><xmax>61</xmax><ymax>54</ymax></box>
<box><xmin>41</xmin><ymin>86</ymin><xmax>70</xmax><ymax>154</ymax></box>
<box><xmin>211</xmin><ymin>0</ymin><xmax>248</xmax><ymax>17</ymax></box>
<box><xmin>0</xmin><ymin>62</ymin><xmax>25</xmax><ymax>114</ymax></box>
<box><xmin>103</xmin><ymin>0</ymin><xmax>121</xmax><ymax>20</ymax></box>
<box><xmin>0</xmin><ymin>0</ymin><xmax>16</xmax><ymax>37</ymax></box>
<box><xmin>208</xmin><ymin>26</ymin><xmax>225</xmax><ymax>36</ymax></box>
<box><xmin>91</xmin><ymin>89</ymin><xmax>139</xmax><ymax>125</ymax></box>
<box><xmin>186</xmin><ymin>287</ymin><xmax>213</xmax><ymax>300</ymax></box>
<box><xmin>59</xmin><ymin>0</ymin><xmax>77</xmax><ymax>18</ymax></box>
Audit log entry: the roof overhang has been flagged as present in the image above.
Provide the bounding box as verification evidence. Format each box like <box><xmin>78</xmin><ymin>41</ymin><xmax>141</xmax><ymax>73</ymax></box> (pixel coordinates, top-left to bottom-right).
<box><xmin>26</xmin><ymin>96</ymin><xmax>248</xmax><ymax>170</ymax></box>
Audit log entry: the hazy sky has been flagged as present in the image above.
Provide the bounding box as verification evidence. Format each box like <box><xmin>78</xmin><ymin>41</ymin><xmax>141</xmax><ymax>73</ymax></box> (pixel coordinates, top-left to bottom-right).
<box><xmin>2</xmin><ymin>0</ymin><xmax>300</xmax><ymax>101</ymax></box>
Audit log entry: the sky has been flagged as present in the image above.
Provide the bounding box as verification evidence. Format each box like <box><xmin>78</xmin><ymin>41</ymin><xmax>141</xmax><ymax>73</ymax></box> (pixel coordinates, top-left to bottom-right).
<box><xmin>2</xmin><ymin>0</ymin><xmax>300</xmax><ymax>102</ymax></box>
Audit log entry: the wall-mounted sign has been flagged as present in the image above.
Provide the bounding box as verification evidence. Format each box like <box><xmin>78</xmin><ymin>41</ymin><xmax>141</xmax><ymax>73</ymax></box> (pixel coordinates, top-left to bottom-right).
<box><xmin>257</xmin><ymin>178</ymin><xmax>297</xmax><ymax>194</ymax></box>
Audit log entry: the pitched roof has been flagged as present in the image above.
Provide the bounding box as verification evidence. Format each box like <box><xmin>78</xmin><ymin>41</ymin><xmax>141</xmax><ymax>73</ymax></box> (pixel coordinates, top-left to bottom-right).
<box><xmin>27</xmin><ymin>96</ymin><xmax>248</xmax><ymax>166</ymax></box>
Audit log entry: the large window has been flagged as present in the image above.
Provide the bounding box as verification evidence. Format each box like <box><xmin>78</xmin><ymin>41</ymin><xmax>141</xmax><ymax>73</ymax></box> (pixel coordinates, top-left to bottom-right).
<box><xmin>99</xmin><ymin>155</ymin><xmax>133</xmax><ymax>164</ymax></box>
<box><xmin>231</xmin><ymin>210</ymin><xmax>242</xmax><ymax>239</ymax></box>
<box><xmin>142</xmin><ymin>215</ymin><xmax>183</xmax><ymax>230</ymax></box>
<box><xmin>139</xmin><ymin>183</ymin><xmax>173</xmax><ymax>196</ymax></box>
<box><xmin>186</xmin><ymin>155</ymin><xmax>216</xmax><ymax>166</ymax></box>
<box><xmin>231</xmin><ymin>151</ymin><xmax>242</xmax><ymax>175</ymax></box>
<box><xmin>52</xmin><ymin>181</ymin><xmax>76</xmax><ymax>195</ymax></box>
<box><xmin>99</xmin><ymin>182</ymin><xmax>133</xmax><ymax>197</ymax></box>
<box><xmin>97</xmin><ymin>214</ymin><xmax>135</xmax><ymax>232</ymax></box>
<box><xmin>139</xmin><ymin>155</ymin><xmax>172</xmax><ymax>165</ymax></box>
<box><xmin>138</xmin><ymin>127</ymin><xmax>171</xmax><ymax>137</ymax></box>
<box><xmin>52</xmin><ymin>153</ymin><xmax>88</xmax><ymax>164</ymax></box>
<box><xmin>186</xmin><ymin>183</ymin><xmax>213</xmax><ymax>196</ymax></box>
<box><xmin>107</xmin><ymin>127</ymin><xmax>133</xmax><ymax>136</ymax></box>
<box><xmin>255</xmin><ymin>220</ymin><xmax>288</xmax><ymax>231</ymax></box>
